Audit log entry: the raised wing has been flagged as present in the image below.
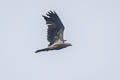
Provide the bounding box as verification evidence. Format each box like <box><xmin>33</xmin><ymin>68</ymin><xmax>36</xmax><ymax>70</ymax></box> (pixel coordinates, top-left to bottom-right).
<box><xmin>42</xmin><ymin>11</ymin><xmax>65</xmax><ymax>46</ymax></box>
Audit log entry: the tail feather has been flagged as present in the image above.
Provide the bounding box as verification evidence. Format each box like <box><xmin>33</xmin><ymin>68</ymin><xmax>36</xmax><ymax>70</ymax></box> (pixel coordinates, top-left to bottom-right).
<box><xmin>35</xmin><ymin>48</ymin><xmax>50</xmax><ymax>53</ymax></box>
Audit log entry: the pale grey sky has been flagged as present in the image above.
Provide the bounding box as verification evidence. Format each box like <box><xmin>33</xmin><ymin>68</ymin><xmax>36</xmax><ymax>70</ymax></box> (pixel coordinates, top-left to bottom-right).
<box><xmin>0</xmin><ymin>0</ymin><xmax>120</xmax><ymax>80</ymax></box>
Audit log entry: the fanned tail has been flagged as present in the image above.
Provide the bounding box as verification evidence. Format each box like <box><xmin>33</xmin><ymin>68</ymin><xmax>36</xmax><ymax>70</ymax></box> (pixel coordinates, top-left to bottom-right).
<box><xmin>35</xmin><ymin>48</ymin><xmax>50</xmax><ymax>53</ymax></box>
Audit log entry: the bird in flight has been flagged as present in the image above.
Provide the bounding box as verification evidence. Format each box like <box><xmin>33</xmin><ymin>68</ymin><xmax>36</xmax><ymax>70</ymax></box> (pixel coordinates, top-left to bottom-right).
<box><xmin>35</xmin><ymin>10</ymin><xmax>72</xmax><ymax>53</ymax></box>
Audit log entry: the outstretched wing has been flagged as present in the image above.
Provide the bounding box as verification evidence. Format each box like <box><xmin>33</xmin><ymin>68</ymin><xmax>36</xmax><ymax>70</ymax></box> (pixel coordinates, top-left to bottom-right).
<box><xmin>42</xmin><ymin>11</ymin><xmax>65</xmax><ymax>46</ymax></box>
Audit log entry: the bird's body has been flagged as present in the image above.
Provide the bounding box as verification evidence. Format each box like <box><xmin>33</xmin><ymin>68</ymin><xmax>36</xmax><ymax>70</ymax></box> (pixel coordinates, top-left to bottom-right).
<box><xmin>35</xmin><ymin>11</ymin><xmax>72</xmax><ymax>53</ymax></box>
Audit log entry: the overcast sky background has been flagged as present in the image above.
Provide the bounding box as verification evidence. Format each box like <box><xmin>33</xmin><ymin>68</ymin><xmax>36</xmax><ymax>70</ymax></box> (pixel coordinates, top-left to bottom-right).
<box><xmin>0</xmin><ymin>0</ymin><xmax>120</xmax><ymax>80</ymax></box>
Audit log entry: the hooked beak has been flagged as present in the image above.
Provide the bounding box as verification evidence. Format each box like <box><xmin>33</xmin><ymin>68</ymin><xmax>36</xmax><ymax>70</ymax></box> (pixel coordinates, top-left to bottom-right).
<box><xmin>68</xmin><ymin>43</ymin><xmax>72</xmax><ymax>46</ymax></box>
<box><xmin>64</xmin><ymin>40</ymin><xmax>67</xmax><ymax>42</ymax></box>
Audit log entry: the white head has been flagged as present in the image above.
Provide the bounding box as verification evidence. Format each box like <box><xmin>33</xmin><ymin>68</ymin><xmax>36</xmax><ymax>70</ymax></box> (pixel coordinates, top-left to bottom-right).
<box><xmin>64</xmin><ymin>43</ymin><xmax>72</xmax><ymax>47</ymax></box>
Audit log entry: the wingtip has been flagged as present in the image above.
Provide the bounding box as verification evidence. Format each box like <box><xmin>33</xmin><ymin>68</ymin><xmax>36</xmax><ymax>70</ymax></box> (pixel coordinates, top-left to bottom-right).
<box><xmin>50</xmin><ymin>10</ymin><xmax>53</xmax><ymax>13</ymax></box>
<box><xmin>42</xmin><ymin>15</ymin><xmax>45</xmax><ymax>17</ymax></box>
<box><xmin>53</xmin><ymin>10</ymin><xmax>56</xmax><ymax>14</ymax></box>
<box><xmin>42</xmin><ymin>15</ymin><xmax>48</xmax><ymax>19</ymax></box>
<box><xmin>48</xmin><ymin>10</ymin><xmax>56</xmax><ymax>14</ymax></box>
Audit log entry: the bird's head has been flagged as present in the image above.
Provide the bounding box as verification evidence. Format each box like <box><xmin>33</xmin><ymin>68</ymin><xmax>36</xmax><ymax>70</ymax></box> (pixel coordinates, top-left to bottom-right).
<box><xmin>65</xmin><ymin>43</ymin><xmax>72</xmax><ymax>47</ymax></box>
<box><xmin>64</xmin><ymin>40</ymin><xmax>67</xmax><ymax>42</ymax></box>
